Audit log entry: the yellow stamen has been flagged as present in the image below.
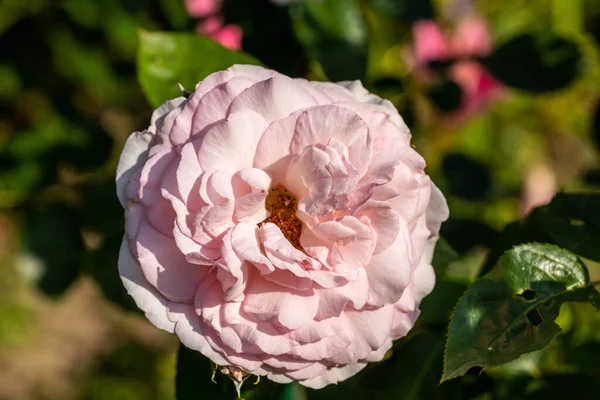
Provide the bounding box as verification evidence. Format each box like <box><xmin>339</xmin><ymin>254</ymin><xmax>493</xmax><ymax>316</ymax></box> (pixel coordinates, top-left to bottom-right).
<box><xmin>259</xmin><ymin>184</ymin><xmax>303</xmax><ymax>250</ymax></box>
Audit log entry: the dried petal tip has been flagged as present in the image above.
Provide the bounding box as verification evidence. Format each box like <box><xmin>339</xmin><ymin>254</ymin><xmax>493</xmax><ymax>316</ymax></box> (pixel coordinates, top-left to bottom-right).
<box><xmin>177</xmin><ymin>82</ymin><xmax>193</xmax><ymax>98</ymax></box>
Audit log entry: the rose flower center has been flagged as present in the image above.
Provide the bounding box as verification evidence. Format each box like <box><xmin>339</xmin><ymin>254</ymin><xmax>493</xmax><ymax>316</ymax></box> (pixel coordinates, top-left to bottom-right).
<box><xmin>259</xmin><ymin>184</ymin><xmax>303</xmax><ymax>250</ymax></box>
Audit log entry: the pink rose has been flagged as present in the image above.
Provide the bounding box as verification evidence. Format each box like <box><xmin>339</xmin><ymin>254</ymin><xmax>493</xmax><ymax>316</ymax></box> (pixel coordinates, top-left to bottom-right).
<box><xmin>411</xmin><ymin>16</ymin><xmax>502</xmax><ymax>120</ymax></box>
<box><xmin>116</xmin><ymin>65</ymin><xmax>448</xmax><ymax>388</ymax></box>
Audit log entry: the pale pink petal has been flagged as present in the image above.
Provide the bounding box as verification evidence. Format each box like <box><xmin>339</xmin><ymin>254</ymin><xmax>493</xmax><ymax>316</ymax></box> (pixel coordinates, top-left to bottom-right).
<box><xmin>308</xmin><ymin>81</ymin><xmax>356</xmax><ymax>102</ymax></box>
<box><xmin>365</xmin><ymin>220</ymin><xmax>412</xmax><ymax>306</ymax></box>
<box><xmin>331</xmin><ymin>306</ymin><xmax>394</xmax><ymax>364</ymax></box>
<box><xmin>118</xmin><ymin>239</ymin><xmax>175</xmax><ymax>332</ymax></box>
<box><xmin>136</xmin><ymin>217</ymin><xmax>211</xmax><ymax>303</ymax></box>
<box><xmin>191</xmin><ymin>76</ymin><xmax>256</xmax><ymax>135</ymax></box>
<box><xmin>149</xmin><ymin>97</ymin><xmax>187</xmax><ymax>134</ymax></box>
<box><xmin>222</xmin><ymin>303</ymin><xmax>296</xmax><ymax>355</ymax></box>
<box><xmin>290</xmin><ymin>106</ymin><xmax>371</xmax><ymax>167</ymax></box>
<box><xmin>198</xmin><ymin>111</ymin><xmax>269</xmax><ymax>171</ymax></box>
<box><xmin>195</xmin><ymin>64</ymin><xmax>277</xmax><ymax>93</ymax></box>
<box><xmin>425</xmin><ymin>181</ymin><xmax>449</xmax><ymax>235</ymax></box>
<box><xmin>242</xmin><ymin>276</ymin><xmax>318</xmax><ymax>330</ymax></box>
<box><xmin>300</xmin><ymin>363</ymin><xmax>367</xmax><ymax>389</ymax></box>
<box><xmin>253</xmin><ymin>112</ymin><xmax>300</xmax><ymax>175</ymax></box>
<box><xmin>228</xmin><ymin>75</ymin><xmax>320</xmax><ymax>122</ymax></box>
<box><xmin>355</xmin><ymin>200</ymin><xmax>400</xmax><ymax>254</ymax></box>
<box><xmin>116</xmin><ymin>131</ymin><xmax>154</xmax><ymax>207</ymax></box>
<box><xmin>137</xmin><ymin>149</ymin><xmax>176</xmax><ymax>207</ymax></box>
<box><xmin>231</xmin><ymin>223</ymin><xmax>274</xmax><ymax>274</ymax></box>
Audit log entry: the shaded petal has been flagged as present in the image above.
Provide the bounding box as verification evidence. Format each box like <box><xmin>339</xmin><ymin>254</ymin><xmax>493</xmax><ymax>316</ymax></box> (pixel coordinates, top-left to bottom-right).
<box><xmin>290</xmin><ymin>106</ymin><xmax>372</xmax><ymax>175</ymax></box>
<box><xmin>426</xmin><ymin>181</ymin><xmax>449</xmax><ymax>236</ymax></box>
<box><xmin>149</xmin><ymin>97</ymin><xmax>186</xmax><ymax>133</ymax></box>
<box><xmin>198</xmin><ymin>111</ymin><xmax>269</xmax><ymax>171</ymax></box>
<box><xmin>231</xmin><ymin>223</ymin><xmax>274</xmax><ymax>274</ymax></box>
<box><xmin>116</xmin><ymin>130</ymin><xmax>154</xmax><ymax>207</ymax></box>
<box><xmin>242</xmin><ymin>276</ymin><xmax>318</xmax><ymax>330</ymax></box>
<box><xmin>300</xmin><ymin>363</ymin><xmax>367</xmax><ymax>389</ymax></box>
<box><xmin>355</xmin><ymin>200</ymin><xmax>400</xmax><ymax>254</ymax></box>
<box><xmin>136</xmin><ymin>217</ymin><xmax>211</xmax><ymax>303</ymax></box>
<box><xmin>118</xmin><ymin>238</ymin><xmax>175</xmax><ymax>332</ymax></box>
<box><xmin>365</xmin><ymin>220</ymin><xmax>412</xmax><ymax>306</ymax></box>
<box><xmin>331</xmin><ymin>306</ymin><xmax>394</xmax><ymax>364</ymax></box>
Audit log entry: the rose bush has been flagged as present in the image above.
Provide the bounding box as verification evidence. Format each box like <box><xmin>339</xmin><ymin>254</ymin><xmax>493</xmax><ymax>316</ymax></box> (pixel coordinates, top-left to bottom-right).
<box><xmin>116</xmin><ymin>65</ymin><xmax>448</xmax><ymax>388</ymax></box>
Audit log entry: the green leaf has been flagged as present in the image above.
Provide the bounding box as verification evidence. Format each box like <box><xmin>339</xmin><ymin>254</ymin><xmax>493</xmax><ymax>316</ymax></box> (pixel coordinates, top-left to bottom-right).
<box><xmin>540</xmin><ymin>193</ymin><xmax>600</xmax><ymax>262</ymax></box>
<box><xmin>137</xmin><ymin>31</ymin><xmax>262</xmax><ymax>108</ymax></box>
<box><xmin>442</xmin><ymin>243</ymin><xmax>600</xmax><ymax>382</ymax></box>
<box><xmin>291</xmin><ymin>0</ymin><xmax>367</xmax><ymax>81</ymax></box>
<box><xmin>481</xmin><ymin>32</ymin><xmax>583</xmax><ymax>92</ymax></box>
<box><xmin>158</xmin><ymin>0</ymin><xmax>191</xmax><ymax>30</ymax></box>
<box><xmin>480</xmin><ymin>193</ymin><xmax>600</xmax><ymax>276</ymax></box>
<box><xmin>426</xmin><ymin>80</ymin><xmax>463</xmax><ymax>112</ymax></box>
<box><xmin>431</xmin><ymin>237</ymin><xmax>459</xmax><ymax>277</ymax></box>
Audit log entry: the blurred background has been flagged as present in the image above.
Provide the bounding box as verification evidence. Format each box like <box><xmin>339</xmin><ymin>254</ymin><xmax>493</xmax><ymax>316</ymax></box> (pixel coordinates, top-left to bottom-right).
<box><xmin>1</xmin><ymin>0</ymin><xmax>600</xmax><ymax>399</ymax></box>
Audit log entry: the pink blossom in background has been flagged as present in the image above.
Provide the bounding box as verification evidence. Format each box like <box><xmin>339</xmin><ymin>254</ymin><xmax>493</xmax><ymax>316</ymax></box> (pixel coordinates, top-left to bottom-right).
<box><xmin>186</xmin><ymin>0</ymin><xmax>243</xmax><ymax>50</ymax></box>
<box><xmin>520</xmin><ymin>164</ymin><xmax>557</xmax><ymax>217</ymax></box>
<box><xmin>197</xmin><ymin>16</ymin><xmax>243</xmax><ymax>50</ymax></box>
<box><xmin>185</xmin><ymin>0</ymin><xmax>223</xmax><ymax>19</ymax></box>
<box><xmin>116</xmin><ymin>65</ymin><xmax>449</xmax><ymax>388</ymax></box>
<box><xmin>410</xmin><ymin>16</ymin><xmax>502</xmax><ymax>120</ymax></box>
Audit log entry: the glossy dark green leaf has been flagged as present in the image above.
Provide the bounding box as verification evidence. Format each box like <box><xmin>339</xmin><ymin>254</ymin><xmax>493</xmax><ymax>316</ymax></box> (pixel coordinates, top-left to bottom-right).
<box><xmin>443</xmin><ymin>244</ymin><xmax>600</xmax><ymax>382</ymax></box>
<box><xmin>158</xmin><ymin>0</ymin><xmax>191</xmax><ymax>30</ymax></box>
<box><xmin>138</xmin><ymin>31</ymin><xmax>262</xmax><ymax>108</ymax></box>
<box><xmin>222</xmin><ymin>0</ymin><xmax>307</xmax><ymax>77</ymax></box>
<box><xmin>591</xmin><ymin>100</ymin><xmax>600</xmax><ymax>153</ymax></box>
<box><xmin>24</xmin><ymin>205</ymin><xmax>83</xmax><ymax>297</ymax></box>
<box><xmin>291</xmin><ymin>0</ymin><xmax>367</xmax><ymax>81</ymax></box>
<box><xmin>441</xmin><ymin>218</ymin><xmax>499</xmax><ymax>254</ymax></box>
<box><xmin>371</xmin><ymin>77</ymin><xmax>404</xmax><ymax>94</ymax></box>
<box><xmin>426</xmin><ymin>80</ymin><xmax>463</xmax><ymax>112</ymax></box>
<box><xmin>83</xmin><ymin>233</ymin><xmax>137</xmax><ymax>312</ymax></box>
<box><xmin>522</xmin><ymin>374</ymin><xmax>600</xmax><ymax>400</ymax></box>
<box><xmin>481</xmin><ymin>32</ymin><xmax>583</xmax><ymax>92</ymax></box>
<box><xmin>480</xmin><ymin>193</ymin><xmax>600</xmax><ymax>276</ymax></box>
<box><xmin>418</xmin><ymin>280</ymin><xmax>467</xmax><ymax>327</ymax></box>
<box><xmin>539</xmin><ymin>193</ymin><xmax>600</xmax><ymax>261</ymax></box>
<box><xmin>431</xmin><ymin>237</ymin><xmax>459</xmax><ymax>277</ymax></box>
<box><xmin>443</xmin><ymin>153</ymin><xmax>492</xmax><ymax>201</ymax></box>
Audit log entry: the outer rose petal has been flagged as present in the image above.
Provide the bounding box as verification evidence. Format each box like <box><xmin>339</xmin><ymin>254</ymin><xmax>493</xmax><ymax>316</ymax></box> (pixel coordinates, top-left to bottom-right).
<box><xmin>116</xmin><ymin>131</ymin><xmax>154</xmax><ymax>207</ymax></box>
<box><xmin>118</xmin><ymin>239</ymin><xmax>175</xmax><ymax>332</ymax></box>
<box><xmin>300</xmin><ymin>363</ymin><xmax>367</xmax><ymax>389</ymax></box>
